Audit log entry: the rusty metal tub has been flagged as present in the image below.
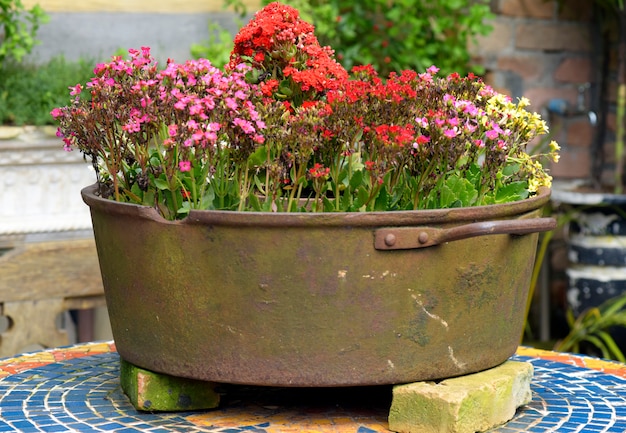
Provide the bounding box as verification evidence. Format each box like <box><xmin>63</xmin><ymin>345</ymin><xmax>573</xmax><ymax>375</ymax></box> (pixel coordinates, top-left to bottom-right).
<box><xmin>82</xmin><ymin>184</ymin><xmax>554</xmax><ymax>386</ymax></box>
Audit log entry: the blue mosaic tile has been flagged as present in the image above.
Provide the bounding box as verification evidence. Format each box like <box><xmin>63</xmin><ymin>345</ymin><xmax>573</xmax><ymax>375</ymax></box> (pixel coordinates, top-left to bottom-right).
<box><xmin>114</xmin><ymin>428</ymin><xmax>152</xmax><ymax>433</ymax></box>
<box><xmin>0</xmin><ymin>352</ymin><xmax>625</xmax><ymax>432</ymax></box>
<box><xmin>486</xmin><ymin>355</ymin><xmax>626</xmax><ymax>432</ymax></box>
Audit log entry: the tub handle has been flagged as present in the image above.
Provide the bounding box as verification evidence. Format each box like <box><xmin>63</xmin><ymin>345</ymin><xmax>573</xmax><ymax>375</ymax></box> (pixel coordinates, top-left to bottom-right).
<box><xmin>374</xmin><ymin>217</ymin><xmax>556</xmax><ymax>250</ymax></box>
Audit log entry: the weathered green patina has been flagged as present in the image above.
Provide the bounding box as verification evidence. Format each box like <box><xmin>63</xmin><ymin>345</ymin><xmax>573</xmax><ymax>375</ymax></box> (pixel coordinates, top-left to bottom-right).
<box><xmin>83</xmin><ymin>185</ymin><xmax>554</xmax><ymax>387</ymax></box>
<box><xmin>120</xmin><ymin>359</ymin><xmax>219</xmax><ymax>411</ymax></box>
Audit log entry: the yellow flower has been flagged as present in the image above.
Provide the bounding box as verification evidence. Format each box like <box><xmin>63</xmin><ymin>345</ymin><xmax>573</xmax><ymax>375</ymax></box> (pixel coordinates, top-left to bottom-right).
<box><xmin>549</xmin><ymin>140</ymin><xmax>560</xmax><ymax>163</ymax></box>
<box><xmin>549</xmin><ymin>140</ymin><xmax>560</xmax><ymax>152</ymax></box>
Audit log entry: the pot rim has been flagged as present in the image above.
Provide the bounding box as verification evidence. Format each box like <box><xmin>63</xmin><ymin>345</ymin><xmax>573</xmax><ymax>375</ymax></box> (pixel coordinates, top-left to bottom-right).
<box><xmin>81</xmin><ymin>183</ymin><xmax>551</xmax><ymax>227</ymax></box>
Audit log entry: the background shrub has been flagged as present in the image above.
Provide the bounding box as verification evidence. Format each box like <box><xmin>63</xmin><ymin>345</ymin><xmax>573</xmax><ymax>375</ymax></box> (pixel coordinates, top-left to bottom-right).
<box><xmin>0</xmin><ymin>56</ymin><xmax>94</xmax><ymax>125</ymax></box>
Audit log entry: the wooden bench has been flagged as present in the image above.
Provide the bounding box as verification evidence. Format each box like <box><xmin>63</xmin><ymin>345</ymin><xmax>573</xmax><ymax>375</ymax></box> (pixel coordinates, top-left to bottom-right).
<box><xmin>0</xmin><ymin>238</ymin><xmax>105</xmax><ymax>357</ymax></box>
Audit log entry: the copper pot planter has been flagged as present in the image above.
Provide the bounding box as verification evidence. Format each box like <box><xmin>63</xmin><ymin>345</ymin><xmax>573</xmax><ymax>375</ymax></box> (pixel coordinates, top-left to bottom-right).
<box><xmin>82</xmin><ymin>184</ymin><xmax>554</xmax><ymax>387</ymax></box>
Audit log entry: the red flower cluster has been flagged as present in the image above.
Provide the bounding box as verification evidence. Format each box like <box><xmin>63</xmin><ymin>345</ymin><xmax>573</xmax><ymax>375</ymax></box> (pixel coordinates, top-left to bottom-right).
<box><xmin>228</xmin><ymin>2</ymin><xmax>348</xmax><ymax>106</ymax></box>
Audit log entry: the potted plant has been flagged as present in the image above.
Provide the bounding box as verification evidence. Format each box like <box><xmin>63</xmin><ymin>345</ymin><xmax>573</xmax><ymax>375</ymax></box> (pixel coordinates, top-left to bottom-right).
<box><xmin>51</xmin><ymin>2</ymin><xmax>558</xmax><ymax>388</ymax></box>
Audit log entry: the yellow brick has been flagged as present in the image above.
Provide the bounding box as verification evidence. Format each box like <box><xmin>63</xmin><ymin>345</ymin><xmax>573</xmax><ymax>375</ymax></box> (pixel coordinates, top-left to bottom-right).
<box><xmin>388</xmin><ymin>361</ymin><xmax>533</xmax><ymax>433</ymax></box>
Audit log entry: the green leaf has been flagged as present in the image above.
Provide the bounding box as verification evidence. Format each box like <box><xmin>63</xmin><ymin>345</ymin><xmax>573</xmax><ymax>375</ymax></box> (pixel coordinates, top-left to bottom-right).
<box><xmin>143</xmin><ymin>190</ymin><xmax>155</xmax><ymax>207</ymax></box>
<box><xmin>495</xmin><ymin>181</ymin><xmax>529</xmax><ymax>203</ymax></box>
<box><xmin>502</xmin><ymin>163</ymin><xmax>520</xmax><ymax>177</ymax></box>
<box><xmin>349</xmin><ymin>169</ymin><xmax>364</xmax><ymax>190</ymax></box>
<box><xmin>584</xmin><ymin>335</ymin><xmax>610</xmax><ymax>360</ymax></box>
<box><xmin>374</xmin><ymin>186</ymin><xmax>389</xmax><ymax>211</ymax></box>
<box><xmin>248</xmin><ymin>193</ymin><xmax>262</xmax><ymax>211</ymax></box>
<box><xmin>596</xmin><ymin>330</ymin><xmax>626</xmax><ymax>362</ymax></box>
<box><xmin>278</xmin><ymin>81</ymin><xmax>294</xmax><ymax>97</ymax></box>
<box><xmin>322</xmin><ymin>196</ymin><xmax>334</xmax><ymax>212</ymax></box>
<box><xmin>355</xmin><ymin>185</ymin><xmax>369</xmax><ymax>209</ymax></box>
<box><xmin>247</xmin><ymin>146</ymin><xmax>267</xmax><ymax>168</ymax></box>
<box><xmin>130</xmin><ymin>182</ymin><xmax>143</xmax><ymax>200</ymax></box>
<box><xmin>177</xmin><ymin>201</ymin><xmax>191</xmax><ymax>215</ymax></box>
<box><xmin>600</xmin><ymin>292</ymin><xmax>626</xmax><ymax>317</ymax></box>
<box><xmin>440</xmin><ymin>176</ymin><xmax>478</xmax><ymax>208</ymax></box>
<box><xmin>154</xmin><ymin>177</ymin><xmax>170</xmax><ymax>191</ymax></box>
<box><xmin>245</xmin><ymin>69</ymin><xmax>263</xmax><ymax>84</ymax></box>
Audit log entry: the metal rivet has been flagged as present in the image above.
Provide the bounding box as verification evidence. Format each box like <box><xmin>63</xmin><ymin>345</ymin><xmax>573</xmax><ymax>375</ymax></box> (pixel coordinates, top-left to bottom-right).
<box><xmin>384</xmin><ymin>233</ymin><xmax>396</xmax><ymax>247</ymax></box>
<box><xmin>418</xmin><ymin>232</ymin><xmax>429</xmax><ymax>244</ymax></box>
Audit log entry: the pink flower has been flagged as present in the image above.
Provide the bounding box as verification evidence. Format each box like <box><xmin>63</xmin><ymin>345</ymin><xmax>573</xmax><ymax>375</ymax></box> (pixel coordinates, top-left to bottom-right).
<box><xmin>225</xmin><ymin>98</ymin><xmax>238</xmax><ymax>111</ymax></box>
<box><xmin>415</xmin><ymin>116</ymin><xmax>428</xmax><ymax>128</ymax></box>
<box><xmin>122</xmin><ymin>120</ymin><xmax>141</xmax><ymax>133</ymax></box>
<box><xmin>189</xmin><ymin>103</ymin><xmax>204</xmax><ymax>115</ymax></box>
<box><xmin>464</xmin><ymin>121</ymin><xmax>477</xmax><ymax>133</ymax></box>
<box><xmin>443</xmin><ymin>128</ymin><xmax>458</xmax><ymax>138</ymax></box>
<box><xmin>234</xmin><ymin>118</ymin><xmax>255</xmax><ymax>134</ymax></box>
<box><xmin>485</xmin><ymin>129</ymin><xmax>499</xmax><ymax>140</ymax></box>
<box><xmin>179</xmin><ymin>160</ymin><xmax>191</xmax><ymax>172</ymax></box>
<box><xmin>62</xmin><ymin>137</ymin><xmax>73</xmax><ymax>151</ymax></box>
<box><xmin>50</xmin><ymin>108</ymin><xmax>63</xmax><ymax>119</ymax></box>
<box><xmin>69</xmin><ymin>84</ymin><xmax>83</xmax><ymax>96</ymax></box>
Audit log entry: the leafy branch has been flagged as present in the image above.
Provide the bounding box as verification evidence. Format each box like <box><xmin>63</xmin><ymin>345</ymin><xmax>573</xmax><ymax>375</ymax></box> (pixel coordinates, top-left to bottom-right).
<box><xmin>0</xmin><ymin>0</ymin><xmax>48</xmax><ymax>66</ymax></box>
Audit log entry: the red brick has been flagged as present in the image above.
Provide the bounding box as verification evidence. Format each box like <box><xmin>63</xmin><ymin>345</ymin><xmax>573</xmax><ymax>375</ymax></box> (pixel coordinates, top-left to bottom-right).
<box><xmin>603</xmin><ymin>140</ymin><xmax>615</xmax><ymax>164</ymax></box>
<box><xmin>606</xmin><ymin>112</ymin><xmax>616</xmax><ymax>132</ymax></box>
<box><xmin>550</xmin><ymin>148</ymin><xmax>590</xmax><ymax>178</ymax></box>
<box><xmin>497</xmin><ymin>55</ymin><xmax>542</xmax><ymax>79</ymax></box>
<box><xmin>500</xmin><ymin>0</ymin><xmax>555</xmax><ymax>19</ymax></box>
<box><xmin>515</xmin><ymin>23</ymin><xmax>591</xmax><ymax>51</ymax></box>
<box><xmin>523</xmin><ymin>87</ymin><xmax>578</xmax><ymax>112</ymax></box>
<box><xmin>470</xmin><ymin>20</ymin><xmax>514</xmax><ymax>57</ymax></box>
<box><xmin>557</xmin><ymin>0</ymin><xmax>593</xmax><ymax>22</ymax></box>
<box><xmin>565</xmin><ymin>120</ymin><xmax>594</xmax><ymax>148</ymax></box>
<box><xmin>554</xmin><ymin>58</ymin><xmax>592</xmax><ymax>83</ymax></box>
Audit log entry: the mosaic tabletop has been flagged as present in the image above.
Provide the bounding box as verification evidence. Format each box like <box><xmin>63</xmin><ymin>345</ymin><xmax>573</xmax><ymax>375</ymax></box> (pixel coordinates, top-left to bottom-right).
<box><xmin>0</xmin><ymin>342</ymin><xmax>625</xmax><ymax>432</ymax></box>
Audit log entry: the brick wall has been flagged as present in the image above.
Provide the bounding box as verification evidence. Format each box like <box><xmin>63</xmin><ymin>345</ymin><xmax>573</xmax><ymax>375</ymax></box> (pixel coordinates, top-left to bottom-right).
<box><xmin>472</xmin><ymin>0</ymin><xmax>595</xmax><ymax>181</ymax></box>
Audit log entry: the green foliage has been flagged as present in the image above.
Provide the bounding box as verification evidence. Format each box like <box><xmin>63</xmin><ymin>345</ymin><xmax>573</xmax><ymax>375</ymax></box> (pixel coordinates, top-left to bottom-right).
<box><xmin>223</xmin><ymin>0</ymin><xmax>494</xmax><ymax>76</ymax></box>
<box><xmin>190</xmin><ymin>20</ymin><xmax>238</xmax><ymax>69</ymax></box>
<box><xmin>555</xmin><ymin>293</ymin><xmax>626</xmax><ymax>362</ymax></box>
<box><xmin>0</xmin><ymin>0</ymin><xmax>48</xmax><ymax>65</ymax></box>
<box><xmin>0</xmin><ymin>56</ymin><xmax>95</xmax><ymax>125</ymax></box>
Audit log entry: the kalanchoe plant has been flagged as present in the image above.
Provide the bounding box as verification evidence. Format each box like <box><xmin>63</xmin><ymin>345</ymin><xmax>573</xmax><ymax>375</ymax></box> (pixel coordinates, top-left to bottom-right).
<box><xmin>51</xmin><ymin>2</ymin><xmax>559</xmax><ymax>219</ymax></box>
<box><xmin>227</xmin><ymin>1</ymin><xmax>348</xmax><ymax>107</ymax></box>
<box><xmin>52</xmin><ymin>47</ymin><xmax>266</xmax><ymax>219</ymax></box>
